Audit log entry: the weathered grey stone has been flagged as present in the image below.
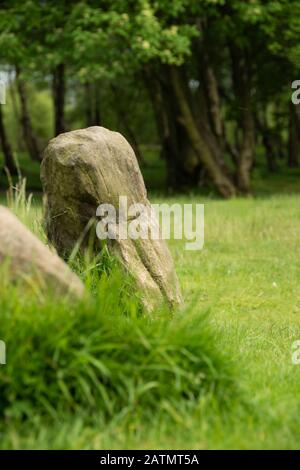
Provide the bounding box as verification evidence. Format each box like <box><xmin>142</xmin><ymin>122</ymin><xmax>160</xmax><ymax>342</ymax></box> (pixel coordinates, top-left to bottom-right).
<box><xmin>0</xmin><ymin>205</ymin><xmax>85</xmax><ymax>298</ymax></box>
<box><xmin>41</xmin><ymin>126</ymin><xmax>182</xmax><ymax>310</ymax></box>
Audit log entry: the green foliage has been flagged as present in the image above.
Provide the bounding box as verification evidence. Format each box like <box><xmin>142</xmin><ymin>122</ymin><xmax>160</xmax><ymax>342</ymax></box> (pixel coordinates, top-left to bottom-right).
<box><xmin>69</xmin><ymin>0</ymin><xmax>198</xmax><ymax>80</ymax></box>
<box><xmin>4</xmin><ymin>84</ymin><xmax>53</xmax><ymax>148</ymax></box>
<box><xmin>1</xmin><ymin>0</ymin><xmax>300</xmax><ymax>449</ymax></box>
<box><xmin>0</xmin><ymin>0</ymin><xmax>198</xmax><ymax>79</ymax></box>
<box><xmin>1</xmin><ymin>0</ymin><xmax>299</xmax><ymax>195</ymax></box>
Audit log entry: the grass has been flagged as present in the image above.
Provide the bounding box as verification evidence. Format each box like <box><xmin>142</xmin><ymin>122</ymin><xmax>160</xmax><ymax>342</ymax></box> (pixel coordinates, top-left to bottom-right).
<box><xmin>0</xmin><ymin>269</ymin><xmax>236</xmax><ymax>420</ymax></box>
<box><xmin>1</xmin><ymin>171</ymin><xmax>300</xmax><ymax>448</ymax></box>
<box><xmin>168</xmin><ymin>192</ymin><xmax>300</xmax><ymax>449</ymax></box>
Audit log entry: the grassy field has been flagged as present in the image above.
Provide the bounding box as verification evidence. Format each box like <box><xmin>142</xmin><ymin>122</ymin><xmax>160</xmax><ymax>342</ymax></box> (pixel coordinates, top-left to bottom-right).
<box><xmin>0</xmin><ymin>175</ymin><xmax>300</xmax><ymax>449</ymax></box>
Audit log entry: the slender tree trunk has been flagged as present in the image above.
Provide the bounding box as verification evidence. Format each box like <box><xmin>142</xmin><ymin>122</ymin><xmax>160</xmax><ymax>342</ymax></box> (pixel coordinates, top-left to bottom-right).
<box><xmin>256</xmin><ymin>111</ymin><xmax>277</xmax><ymax>172</ymax></box>
<box><xmin>263</xmin><ymin>131</ymin><xmax>277</xmax><ymax>172</ymax></box>
<box><xmin>169</xmin><ymin>66</ymin><xmax>236</xmax><ymax>198</ymax></box>
<box><xmin>230</xmin><ymin>45</ymin><xmax>255</xmax><ymax>195</ymax></box>
<box><xmin>225</xmin><ymin>132</ymin><xmax>239</xmax><ymax>166</ymax></box>
<box><xmin>0</xmin><ymin>105</ymin><xmax>17</xmax><ymax>174</ymax></box>
<box><xmin>94</xmin><ymin>83</ymin><xmax>101</xmax><ymax>125</ymax></box>
<box><xmin>145</xmin><ymin>69</ymin><xmax>203</xmax><ymax>188</ymax></box>
<box><xmin>9</xmin><ymin>75</ymin><xmax>22</xmax><ymax>150</ymax></box>
<box><xmin>288</xmin><ymin>103</ymin><xmax>300</xmax><ymax>168</ymax></box>
<box><xmin>201</xmin><ymin>50</ymin><xmax>224</xmax><ymax>145</ymax></box>
<box><xmin>274</xmin><ymin>104</ymin><xmax>285</xmax><ymax>161</ymax></box>
<box><xmin>161</xmin><ymin>75</ymin><xmax>202</xmax><ymax>186</ymax></box>
<box><xmin>111</xmin><ymin>84</ymin><xmax>144</xmax><ymax>165</ymax></box>
<box><xmin>201</xmin><ymin>55</ymin><xmax>240</xmax><ymax>168</ymax></box>
<box><xmin>144</xmin><ymin>71</ymin><xmax>181</xmax><ymax>186</ymax></box>
<box><xmin>15</xmin><ymin>67</ymin><xmax>41</xmax><ymax>161</ymax></box>
<box><xmin>84</xmin><ymin>81</ymin><xmax>101</xmax><ymax>127</ymax></box>
<box><xmin>196</xmin><ymin>22</ymin><xmax>238</xmax><ymax>168</ymax></box>
<box><xmin>238</xmin><ymin>103</ymin><xmax>255</xmax><ymax>193</ymax></box>
<box><xmin>84</xmin><ymin>82</ymin><xmax>93</xmax><ymax>127</ymax></box>
<box><xmin>53</xmin><ymin>63</ymin><xmax>66</xmax><ymax>136</ymax></box>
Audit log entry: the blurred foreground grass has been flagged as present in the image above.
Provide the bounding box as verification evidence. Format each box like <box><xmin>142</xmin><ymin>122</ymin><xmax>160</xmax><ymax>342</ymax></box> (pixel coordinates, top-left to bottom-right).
<box><xmin>0</xmin><ymin>173</ymin><xmax>300</xmax><ymax>448</ymax></box>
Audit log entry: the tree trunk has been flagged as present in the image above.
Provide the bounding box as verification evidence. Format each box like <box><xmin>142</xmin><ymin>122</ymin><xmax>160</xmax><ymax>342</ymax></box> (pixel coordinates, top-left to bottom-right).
<box><xmin>15</xmin><ymin>67</ymin><xmax>41</xmax><ymax>162</ymax></box>
<box><xmin>94</xmin><ymin>83</ymin><xmax>101</xmax><ymax>125</ymax></box>
<box><xmin>111</xmin><ymin>84</ymin><xmax>144</xmax><ymax>165</ymax></box>
<box><xmin>263</xmin><ymin>131</ymin><xmax>277</xmax><ymax>172</ymax></box>
<box><xmin>169</xmin><ymin>66</ymin><xmax>236</xmax><ymax>198</ymax></box>
<box><xmin>230</xmin><ymin>45</ymin><xmax>255</xmax><ymax>195</ymax></box>
<box><xmin>9</xmin><ymin>75</ymin><xmax>22</xmax><ymax>150</ymax></box>
<box><xmin>195</xmin><ymin>22</ymin><xmax>238</xmax><ymax>169</ymax></box>
<box><xmin>0</xmin><ymin>105</ymin><xmax>17</xmax><ymax>174</ymax></box>
<box><xmin>84</xmin><ymin>81</ymin><xmax>101</xmax><ymax>127</ymax></box>
<box><xmin>53</xmin><ymin>63</ymin><xmax>66</xmax><ymax>136</ymax></box>
<box><xmin>84</xmin><ymin>82</ymin><xmax>94</xmax><ymax>127</ymax></box>
<box><xmin>180</xmin><ymin>62</ymin><xmax>232</xmax><ymax>180</ymax></box>
<box><xmin>144</xmin><ymin>72</ymin><xmax>175</xmax><ymax>183</ymax></box>
<box><xmin>201</xmin><ymin>50</ymin><xmax>224</xmax><ymax>146</ymax></box>
<box><xmin>288</xmin><ymin>103</ymin><xmax>300</xmax><ymax>168</ymax></box>
<box><xmin>145</xmin><ymin>69</ymin><xmax>202</xmax><ymax>188</ymax></box>
<box><xmin>238</xmin><ymin>105</ymin><xmax>255</xmax><ymax>194</ymax></box>
<box><xmin>256</xmin><ymin>111</ymin><xmax>277</xmax><ymax>172</ymax></box>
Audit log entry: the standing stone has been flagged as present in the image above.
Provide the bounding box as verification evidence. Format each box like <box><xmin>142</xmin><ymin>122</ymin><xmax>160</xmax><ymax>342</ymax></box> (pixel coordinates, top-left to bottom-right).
<box><xmin>41</xmin><ymin>126</ymin><xmax>182</xmax><ymax>310</ymax></box>
<box><xmin>0</xmin><ymin>206</ymin><xmax>84</xmax><ymax>298</ymax></box>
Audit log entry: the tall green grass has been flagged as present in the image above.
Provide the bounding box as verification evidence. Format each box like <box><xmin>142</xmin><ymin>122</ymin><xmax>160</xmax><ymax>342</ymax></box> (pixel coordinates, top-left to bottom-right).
<box><xmin>0</xmin><ymin>178</ymin><xmax>238</xmax><ymax>433</ymax></box>
<box><xmin>1</xmin><ymin>176</ymin><xmax>261</xmax><ymax>449</ymax></box>
<box><xmin>0</xmin><ymin>265</ymin><xmax>237</xmax><ymax>424</ymax></box>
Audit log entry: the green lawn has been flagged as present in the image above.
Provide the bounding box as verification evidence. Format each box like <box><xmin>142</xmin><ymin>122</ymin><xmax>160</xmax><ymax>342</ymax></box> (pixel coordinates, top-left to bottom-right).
<box><xmin>1</xmin><ymin>178</ymin><xmax>300</xmax><ymax>449</ymax></box>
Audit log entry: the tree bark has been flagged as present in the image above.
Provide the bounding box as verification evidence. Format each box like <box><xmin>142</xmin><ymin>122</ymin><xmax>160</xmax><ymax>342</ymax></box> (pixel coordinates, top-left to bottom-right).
<box><xmin>84</xmin><ymin>82</ymin><xmax>94</xmax><ymax>127</ymax></box>
<box><xmin>111</xmin><ymin>84</ymin><xmax>144</xmax><ymax>165</ymax></box>
<box><xmin>15</xmin><ymin>67</ymin><xmax>41</xmax><ymax>162</ymax></box>
<box><xmin>201</xmin><ymin>50</ymin><xmax>224</xmax><ymax>145</ymax></box>
<box><xmin>230</xmin><ymin>45</ymin><xmax>255</xmax><ymax>194</ymax></box>
<box><xmin>0</xmin><ymin>105</ymin><xmax>17</xmax><ymax>174</ymax></box>
<box><xmin>94</xmin><ymin>83</ymin><xmax>101</xmax><ymax>125</ymax></box>
<box><xmin>263</xmin><ymin>131</ymin><xmax>277</xmax><ymax>172</ymax></box>
<box><xmin>144</xmin><ymin>69</ymin><xmax>202</xmax><ymax>188</ymax></box>
<box><xmin>288</xmin><ymin>103</ymin><xmax>300</xmax><ymax>168</ymax></box>
<box><xmin>256</xmin><ymin>111</ymin><xmax>277</xmax><ymax>172</ymax></box>
<box><xmin>169</xmin><ymin>66</ymin><xmax>236</xmax><ymax>198</ymax></box>
<box><xmin>9</xmin><ymin>75</ymin><xmax>22</xmax><ymax>150</ymax></box>
<box><xmin>84</xmin><ymin>81</ymin><xmax>101</xmax><ymax>127</ymax></box>
<box><xmin>53</xmin><ymin>63</ymin><xmax>66</xmax><ymax>136</ymax></box>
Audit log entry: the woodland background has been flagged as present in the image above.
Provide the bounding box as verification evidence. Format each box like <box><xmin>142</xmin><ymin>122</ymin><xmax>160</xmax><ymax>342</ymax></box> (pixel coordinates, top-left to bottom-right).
<box><xmin>1</xmin><ymin>0</ymin><xmax>300</xmax><ymax>197</ymax></box>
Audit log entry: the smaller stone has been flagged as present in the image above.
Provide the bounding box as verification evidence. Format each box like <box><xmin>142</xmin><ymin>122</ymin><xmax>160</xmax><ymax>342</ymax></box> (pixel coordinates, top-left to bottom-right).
<box><xmin>0</xmin><ymin>206</ymin><xmax>84</xmax><ymax>298</ymax></box>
